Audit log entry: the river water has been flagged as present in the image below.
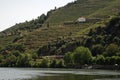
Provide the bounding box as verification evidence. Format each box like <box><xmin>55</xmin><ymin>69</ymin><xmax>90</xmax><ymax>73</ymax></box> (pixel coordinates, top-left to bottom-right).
<box><xmin>0</xmin><ymin>68</ymin><xmax>120</xmax><ymax>80</ymax></box>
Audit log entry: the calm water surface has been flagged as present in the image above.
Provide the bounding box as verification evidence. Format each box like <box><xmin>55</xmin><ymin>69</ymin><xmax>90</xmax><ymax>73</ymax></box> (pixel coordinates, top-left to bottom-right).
<box><xmin>0</xmin><ymin>68</ymin><xmax>120</xmax><ymax>80</ymax></box>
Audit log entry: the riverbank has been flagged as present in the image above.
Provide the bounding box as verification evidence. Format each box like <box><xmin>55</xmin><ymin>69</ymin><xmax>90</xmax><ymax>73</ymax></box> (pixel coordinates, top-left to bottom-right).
<box><xmin>0</xmin><ymin>65</ymin><xmax>119</xmax><ymax>70</ymax></box>
<box><xmin>74</xmin><ymin>65</ymin><xmax>120</xmax><ymax>70</ymax></box>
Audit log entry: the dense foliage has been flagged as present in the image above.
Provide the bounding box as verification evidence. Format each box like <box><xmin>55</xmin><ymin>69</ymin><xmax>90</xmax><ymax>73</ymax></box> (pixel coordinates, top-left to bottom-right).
<box><xmin>37</xmin><ymin>39</ymin><xmax>81</xmax><ymax>56</ymax></box>
<box><xmin>64</xmin><ymin>46</ymin><xmax>92</xmax><ymax>67</ymax></box>
<box><xmin>0</xmin><ymin>0</ymin><xmax>120</xmax><ymax>68</ymax></box>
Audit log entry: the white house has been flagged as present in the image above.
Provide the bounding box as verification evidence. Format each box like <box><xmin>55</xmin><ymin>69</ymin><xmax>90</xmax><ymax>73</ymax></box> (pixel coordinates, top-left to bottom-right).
<box><xmin>77</xmin><ymin>17</ymin><xmax>86</xmax><ymax>22</ymax></box>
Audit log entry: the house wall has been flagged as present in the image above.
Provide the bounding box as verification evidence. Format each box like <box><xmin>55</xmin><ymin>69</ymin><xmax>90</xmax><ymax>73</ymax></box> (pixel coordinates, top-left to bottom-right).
<box><xmin>77</xmin><ymin>17</ymin><xmax>86</xmax><ymax>22</ymax></box>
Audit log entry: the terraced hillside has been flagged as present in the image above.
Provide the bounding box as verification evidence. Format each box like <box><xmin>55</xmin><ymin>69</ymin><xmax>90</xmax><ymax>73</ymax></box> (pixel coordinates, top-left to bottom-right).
<box><xmin>45</xmin><ymin>0</ymin><xmax>120</xmax><ymax>26</ymax></box>
<box><xmin>0</xmin><ymin>0</ymin><xmax>120</xmax><ymax>53</ymax></box>
<box><xmin>18</xmin><ymin>23</ymin><xmax>92</xmax><ymax>51</ymax></box>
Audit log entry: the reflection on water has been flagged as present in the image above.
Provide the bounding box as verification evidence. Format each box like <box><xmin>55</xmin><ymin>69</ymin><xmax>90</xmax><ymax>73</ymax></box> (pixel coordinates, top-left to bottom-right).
<box><xmin>0</xmin><ymin>68</ymin><xmax>120</xmax><ymax>80</ymax></box>
<box><xmin>34</xmin><ymin>75</ymin><xmax>120</xmax><ymax>80</ymax></box>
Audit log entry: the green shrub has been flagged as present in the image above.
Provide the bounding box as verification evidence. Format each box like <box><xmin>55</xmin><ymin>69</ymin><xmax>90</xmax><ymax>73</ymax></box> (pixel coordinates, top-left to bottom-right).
<box><xmin>73</xmin><ymin>46</ymin><xmax>92</xmax><ymax>65</ymax></box>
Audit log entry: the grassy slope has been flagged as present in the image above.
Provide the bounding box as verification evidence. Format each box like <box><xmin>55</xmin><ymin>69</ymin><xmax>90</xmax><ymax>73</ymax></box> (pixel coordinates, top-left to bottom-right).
<box><xmin>45</xmin><ymin>0</ymin><xmax>118</xmax><ymax>26</ymax></box>
<box><xmin>18</xmin><ymin>23</ymin><xmax>91</xmax><ymax>51</ymax></box>
<box><xmin>0</xmin><ymin>0</ymin><xmax>120</xmax><ymax>52</ymax></box>
<box><xmin>88</xmin><ymin>0</ymin><xmax>120</xmax><ymax>17</ymax></box>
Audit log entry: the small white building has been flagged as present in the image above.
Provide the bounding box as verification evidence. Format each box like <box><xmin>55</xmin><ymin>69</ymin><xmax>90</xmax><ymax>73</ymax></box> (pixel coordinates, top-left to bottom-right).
<box><xmin>77</xmin><ymin>17</ymin><xmax>86</xmax><ymax>22</ymax></box>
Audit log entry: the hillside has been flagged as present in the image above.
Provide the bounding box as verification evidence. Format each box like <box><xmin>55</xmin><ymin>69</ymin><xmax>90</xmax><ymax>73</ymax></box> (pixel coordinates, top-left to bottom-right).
<box><xmin>45</xmin><ymin>0</ymin><xmax>120</xmax><ymax>26</ymax></box>
<box><xmin>0</xmin><ymin>0</ymin><xmax>120</xmax><ymax>53</ymax></box>
<box><xmin>0</xmin><ymin>0</ymin><xmax>120</xmax><ymax>67</ymax></box>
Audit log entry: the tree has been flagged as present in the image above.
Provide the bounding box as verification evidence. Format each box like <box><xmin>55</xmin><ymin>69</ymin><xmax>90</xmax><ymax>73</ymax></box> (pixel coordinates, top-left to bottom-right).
<box><xmin>91</xmin><ymin>44</ymin><xmax>104</xmax><ymax>56</ymax></box>
<box><xmin>95</xmin><ymin>35</ymin><xmax>104</xmax><ymax>44</ymax></box>
<box><xmin>16</xmin><ymin>53</ymin><xmax>32</xmax><ymax>67</ymax></box>
<box><xmin>96</xmin><ymin>55</ymin><xmax>105</xmax><ymax>65</ymax></box>
<box><xmin>40</xmin><ymin>57</ymin><xmax>49</xmax><ymax>68</ymax></box>
<box><xmin>106</xmin><ymin>56</ymin><xmax>120</xmax><ymax>65</ymax></box>
<box><xmin>109</xmin><ymin>56</ymin><xmax>117</xmax><ymax>65</ymax></box>
<box><xmin>113</xmin><ymin>37</ymin><xmax>120</xmax><ymax>45</ymax></box>
<box><xmin>105</xmin><ymin>57</ymin><xmax>111</xmax><ymax>65</ymax></box>
<box><xmin>73</xmin><ymin>46</ymin><xmax>92</xmax><ymax>65</ymax></box>
<box><xmin>104</xmin><ymin>43</ymin><xmax>119</xmax><ymax>57</ymax></box>
<box><xmin>0</xmin><ymin>54</ymin><xmax>3</xmax><ymax>63</ymax></box>
<box><xmin>115</xmin><ymin>56</ymin><xmax>120</xmax><ymax>64</ymax></box>
<box><xmin>49</xmin><ymin>59</ymin><xmax>57</xmax><ymax>68</ymax></box>
<box><xmin>64</xmin><ymin>52</ymin><xmax>74</xmax><ymax>67</ymax></box>
<box><xmin>88</xmin><ymin>29</ymin><xmax>95</xmax><ymax>36</ymax></box>
<box><xmin>84</xmin><ymin>37</ymin><xmax>95</xmax><ymax>48</ymax></box>
<box><xmin>105</xmin><ymin>16</ymin><xmax>120</xmax><ymax>37</ymax></box>
<box><xmin>56</xmin><ymin>59</ymin><xmax>65</xmax><ymax>68</ymax></box>
<box><xmin>5</xmin><ymin>55</ymin><xmax>17</xmax><ymax>67</ymax></box>
<box><xmin>32</xmin><ymin>53</ymin><xmax>38</xmax><ymax>60</ymax></box>
<box><xmin>15</xmin><ymin>44</ymin><xmax>25</xmax><ymax>52</ymax></box>
<box><xmin>12</xmin><ymin>50</ymin><xmax>21</xmax><ymax>57</ymax></box>
<box><xmin>38</xmin><ymin>14</ymin><xmax>46</xmax><ymax>24</ymax></box>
